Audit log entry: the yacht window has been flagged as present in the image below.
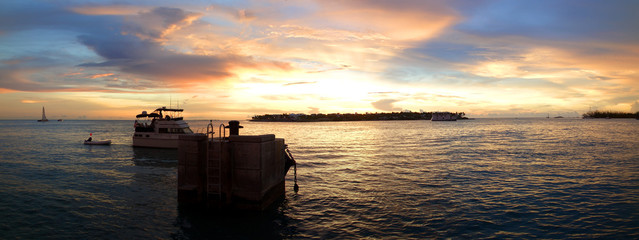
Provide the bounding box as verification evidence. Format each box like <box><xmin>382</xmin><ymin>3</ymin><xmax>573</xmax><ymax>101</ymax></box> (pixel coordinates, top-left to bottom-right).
<box><xmin>183</xmin><ymin>128</ymin><xmax>193</xmax><ymax>134</ymax></box>
<box><xmin>169</xmin><ymin>128</ymin><xmax>184</xmax><ymax>134</ymax></box>
<box><xmin>159</xmin><ymin>128</ymin><xmax>168</xmax><ymax>133</ymax></box>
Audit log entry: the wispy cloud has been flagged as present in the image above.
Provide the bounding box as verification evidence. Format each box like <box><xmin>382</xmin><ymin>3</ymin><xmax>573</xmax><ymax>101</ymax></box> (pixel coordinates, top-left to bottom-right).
<box><xmin>284</xmin><ymin>81</ymin><xmax>317</xmax><ymax>86</ymax></box>
<box><xmin>372</xmin><ymin>99</ymin><xmax>403</xmax><ymax>111</ymax></box>
<box><xmin>121</xmin><ymin>7</ymin><xmax>201</xmax><ymax>41</ymax></box>
<box><xmin>21</xmin><ymin>99</ymin><xmax>46</xmax><ymax>103</ymax></box>
<box><xmin>70</xmin><ymin>5</ymin><xmax>146</xmax><ymax>16</ymax></box>
<box><xmin>89</xmin><ymin>73</ymin><xmax>114</xmax><ymax>79</ymax></box>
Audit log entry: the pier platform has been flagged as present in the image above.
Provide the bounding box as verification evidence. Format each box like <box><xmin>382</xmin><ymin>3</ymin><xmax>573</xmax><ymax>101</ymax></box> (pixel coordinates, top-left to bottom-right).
<box><xmin>177</xmin><ymin>125</ymin><xmax>290</xmax><ymax>210</ymax></box>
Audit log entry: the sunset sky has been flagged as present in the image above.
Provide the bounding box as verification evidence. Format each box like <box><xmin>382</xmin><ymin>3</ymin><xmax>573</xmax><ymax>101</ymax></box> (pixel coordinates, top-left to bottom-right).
<box><xmin>1</xmin><ymin>0</ymin><xmax>638</xmax><ymax>120</ymax></box>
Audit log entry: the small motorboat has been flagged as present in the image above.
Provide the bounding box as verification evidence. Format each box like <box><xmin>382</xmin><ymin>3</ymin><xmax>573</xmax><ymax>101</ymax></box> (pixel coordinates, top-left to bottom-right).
<box><xmin>84</xmin><ymin>140</ymin><xmax>112</xmax><ymax>145</ymax></box>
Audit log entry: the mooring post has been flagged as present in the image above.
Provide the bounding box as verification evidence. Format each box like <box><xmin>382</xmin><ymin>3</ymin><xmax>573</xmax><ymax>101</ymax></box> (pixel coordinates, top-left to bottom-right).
<box><xmin>225</xmin><ymin>120</ymin><xmax>243</xmax><ymax>136</ymax></box>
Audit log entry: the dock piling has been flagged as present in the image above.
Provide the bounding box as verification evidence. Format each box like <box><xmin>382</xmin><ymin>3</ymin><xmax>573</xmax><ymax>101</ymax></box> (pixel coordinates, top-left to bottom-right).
<box><xmin>178</xmin><ymin>121</ymin><xmax>288</xmax><ymax>211</ymax></box>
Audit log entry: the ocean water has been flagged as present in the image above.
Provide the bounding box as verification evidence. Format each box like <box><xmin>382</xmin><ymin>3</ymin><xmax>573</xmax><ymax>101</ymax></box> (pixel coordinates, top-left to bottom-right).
<box><xmin>1</xmin><ymin>118</ymin><xmax>638</xmax><ymax>239</ymax></box>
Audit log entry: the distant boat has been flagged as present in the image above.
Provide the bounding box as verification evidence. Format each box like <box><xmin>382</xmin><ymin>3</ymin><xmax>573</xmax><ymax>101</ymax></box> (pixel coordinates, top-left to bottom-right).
<box><xmin>554</xmin><ymin>116</ymin><xmax>564</xmax><ymax>118</ymax></box>
<box><xmin>57</xmin><ymin>119</ymin><xmax>63</xmax><ymax>122</ymax></box>
<box><xmin>37</xmin><ymin>106</ymin><xmax>48</xmax><ymax>122</ymax></box>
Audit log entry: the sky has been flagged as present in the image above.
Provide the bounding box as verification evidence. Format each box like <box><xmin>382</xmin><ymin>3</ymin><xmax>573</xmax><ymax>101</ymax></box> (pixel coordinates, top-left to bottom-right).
<box><xmin>1</xmin><ymin>0</ymin><xmax>639</xmax><ymax>120</ymax></box>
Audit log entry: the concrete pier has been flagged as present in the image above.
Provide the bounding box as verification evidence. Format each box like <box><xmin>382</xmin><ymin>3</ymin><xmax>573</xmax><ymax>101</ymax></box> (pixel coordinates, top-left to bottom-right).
<box><xmin>177</xmin><ymin>134</ymin><xmax>208</xmax><ymax>205</ymax></box>
<box><xmin>177</xmin><ymin>130</ymin><xmax>288</xmax><ymax>210</ymax></box>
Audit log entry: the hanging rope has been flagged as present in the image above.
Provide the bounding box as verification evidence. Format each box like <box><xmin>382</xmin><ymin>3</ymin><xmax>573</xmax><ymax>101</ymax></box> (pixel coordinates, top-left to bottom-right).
<box><xmin>285</xmin><ymin>145</ymin><xmax>299</xmax><ymax>193</ymax></box>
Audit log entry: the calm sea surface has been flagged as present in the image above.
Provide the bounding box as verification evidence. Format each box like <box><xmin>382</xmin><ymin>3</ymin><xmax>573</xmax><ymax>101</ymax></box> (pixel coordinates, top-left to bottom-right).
<box><xmin>1</xmin><ymin>118</ymin><xmax>638</xmax><ymax>239</ymax></box>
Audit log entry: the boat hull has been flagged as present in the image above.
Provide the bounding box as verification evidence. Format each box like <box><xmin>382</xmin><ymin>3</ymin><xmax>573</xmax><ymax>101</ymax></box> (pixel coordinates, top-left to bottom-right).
<box><xmin>84</xmin><ymin>140</ymin><xmax>111</xmax><ymax>145</ymax></box>
<box><xmin>132</xmin><ymin>108</ymin><xmax>192</xmax><ymax>149</ymax></box>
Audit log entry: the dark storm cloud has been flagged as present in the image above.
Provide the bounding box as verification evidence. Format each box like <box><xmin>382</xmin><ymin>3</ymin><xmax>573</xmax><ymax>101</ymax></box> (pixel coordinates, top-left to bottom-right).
<box><xmin>76</xmin><ymin>32</ymin><xmax>247</xmax><ymax>83</ymax></box>
<box><xmin>73</xmin><ymin>6</ymin><xmax>292</xmax><ymax>85</ymax></box>
<box><xmin>71</xmin><ymin>7</ymin><xmax>239</xmax><ymax>83</ymax></box>
<box><xmin>0</xmin><ymin>2</ymin><xmax>291</xmax><ymax>91</ymax></box>
<box><xmin>78</xmin><ymin>34</ymin><xmax>159</xmax><ymax>60</ymax></box>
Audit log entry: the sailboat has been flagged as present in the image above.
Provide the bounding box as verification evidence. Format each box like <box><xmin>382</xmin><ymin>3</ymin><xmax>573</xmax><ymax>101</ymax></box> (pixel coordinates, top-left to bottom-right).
<box><xmin>37</xmin><ymin>106</ymin><xmax>49</xmax><ymax>122</ymax></box>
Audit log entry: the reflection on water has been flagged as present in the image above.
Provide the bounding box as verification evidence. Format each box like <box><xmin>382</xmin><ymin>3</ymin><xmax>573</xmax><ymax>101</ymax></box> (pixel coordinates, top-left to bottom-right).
<box><xmin>174</xmin><ymin>201</ymin><xmax>294</xmax><ymax>239</ymax></box>
<box><xmin>132</xmin><ymin>147</ymin><xmax>178</xmax><ymax>167</ymax></box>
<box><xmin>0</xmin><ymin>119</ymin><xmax>638</xmax><ymax>239</ymax></box>
<box><xmin>241</xmin><ymin>119</ymin><xmax>639</xmax><ymax>239</ymax></box>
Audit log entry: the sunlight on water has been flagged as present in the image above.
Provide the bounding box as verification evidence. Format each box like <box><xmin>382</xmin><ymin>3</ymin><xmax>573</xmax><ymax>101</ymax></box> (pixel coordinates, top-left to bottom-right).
<box><xmin>239</xmin><ymin>119</ymin><xmax>639</xmax><ymax>238</ymax></box>
<box><xmin>0</xmin><ymin>119</ymin><xmax>638</xmax><ymax>238</ymax></box>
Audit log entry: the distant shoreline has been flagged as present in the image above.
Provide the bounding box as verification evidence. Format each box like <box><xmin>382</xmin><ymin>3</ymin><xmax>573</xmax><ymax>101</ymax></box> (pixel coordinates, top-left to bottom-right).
<box><xmin>250</xmin><ymin>112</ymin><xmax>468</xmax><ymax>122</ymax></box>
<box><xmin>582</xmin><ymin>110</ymin><xmax>639</xmax><ymax>119</ymax></box>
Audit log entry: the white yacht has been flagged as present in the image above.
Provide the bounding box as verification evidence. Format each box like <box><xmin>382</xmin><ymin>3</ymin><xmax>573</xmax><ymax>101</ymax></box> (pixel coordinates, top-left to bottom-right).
<box><xmin>132</xmin><ymin>107</ymin><xmax>193</xmax><ymax>148</ymax></box>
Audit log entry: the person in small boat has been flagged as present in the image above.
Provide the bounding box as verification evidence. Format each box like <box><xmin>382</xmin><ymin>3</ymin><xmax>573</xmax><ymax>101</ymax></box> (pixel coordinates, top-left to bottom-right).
<box><xmin>86</xmin><ymin>137</ymin><xmax>92</xmax><ymax>142</ymax></box>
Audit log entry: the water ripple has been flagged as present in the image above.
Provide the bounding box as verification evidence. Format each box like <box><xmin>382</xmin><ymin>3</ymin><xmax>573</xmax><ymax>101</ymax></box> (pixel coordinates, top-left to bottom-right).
<box><xmin>1</xmin><ymin>119</ymin><xmax>638</xmax><ymax>238</ymax></box>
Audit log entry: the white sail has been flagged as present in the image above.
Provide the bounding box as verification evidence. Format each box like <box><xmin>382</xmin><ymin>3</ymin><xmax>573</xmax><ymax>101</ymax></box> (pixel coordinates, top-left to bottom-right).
<box><xmin>38</xmin><ymin>106</ymin><xmax>48</xmax><ymax>122</ymax></box>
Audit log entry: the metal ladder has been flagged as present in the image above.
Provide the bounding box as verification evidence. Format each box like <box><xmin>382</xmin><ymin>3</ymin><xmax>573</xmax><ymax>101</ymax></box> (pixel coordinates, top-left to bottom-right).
<box><xmin>205</xmin><ymin>121</ymin><xmax>225</xmax><ymax>202</ymax></box>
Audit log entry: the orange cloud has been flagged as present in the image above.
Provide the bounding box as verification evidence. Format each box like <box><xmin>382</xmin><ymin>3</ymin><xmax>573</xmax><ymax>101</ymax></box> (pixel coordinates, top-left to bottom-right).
<box><xmin>62</xmin><ymin>72</ymin><xmax>83</xmax><ymax>76</ymax></box>
<box><xmin>0</xmin><ymin>88</ymin><xmax>18</xmax><ymax>93</ymax></box>
<box><xmin>89</xmin><ymin>73</ymin><xmax>114</xmax><ymax>79</ymax></box>
<box><xmin>315</xmin><ymin>0</ymin><xmax>459</xmax><ymax>42</ymax></box>
<box><xmin>21</xmin><ymin>99</ymin><xmax>46</xmax><ymax>103</ymax></box>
